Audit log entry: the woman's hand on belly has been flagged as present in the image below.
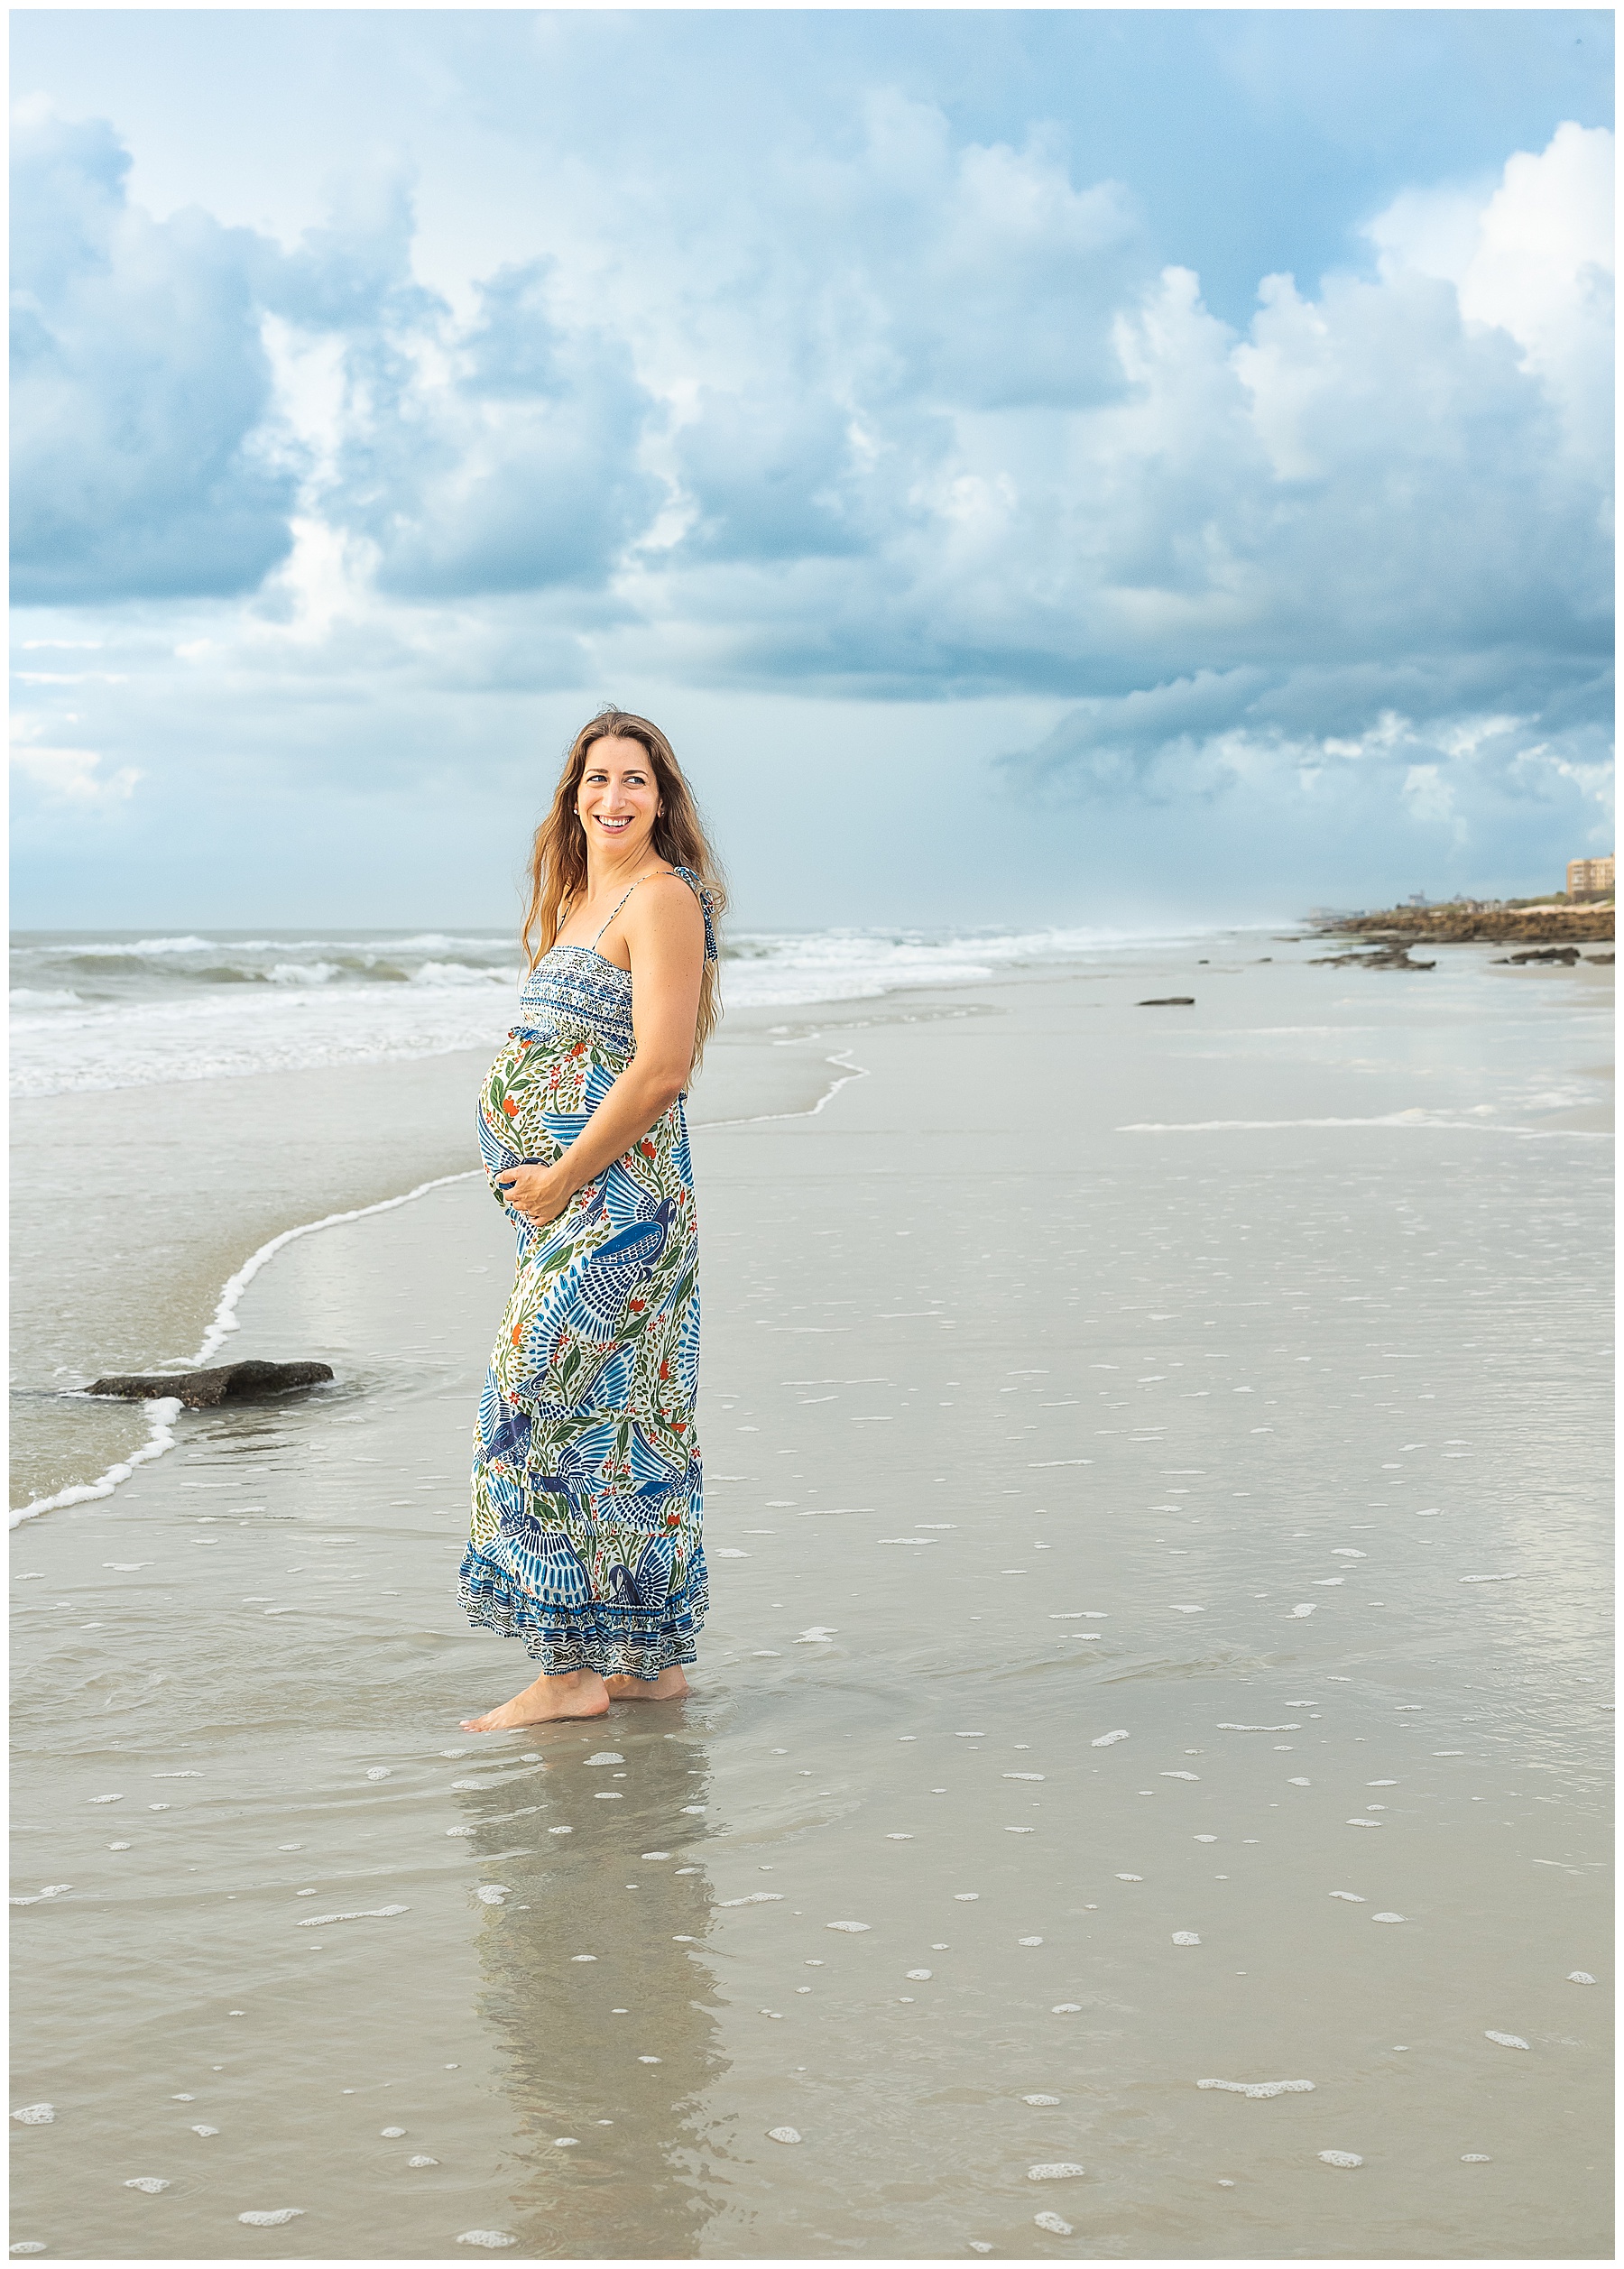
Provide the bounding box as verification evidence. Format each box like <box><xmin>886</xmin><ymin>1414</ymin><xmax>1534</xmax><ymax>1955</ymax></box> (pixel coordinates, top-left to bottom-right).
<box><xmin>496</xmin><ymin>1160</ymin><xmax>574</xmax><ymax>1230</ymax></box>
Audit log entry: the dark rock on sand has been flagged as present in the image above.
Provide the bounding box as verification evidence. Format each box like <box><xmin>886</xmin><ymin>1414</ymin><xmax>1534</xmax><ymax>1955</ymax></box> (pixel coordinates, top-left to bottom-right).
<box><xmin>86</xmin><ymin>1360</ymin><xmax>334</xmax><ymax>1407</ymax></box>
<box><xmin>1138</xmin><ymin>996</ymin><xmax>1195</xmax><ymax>1006</ymax></box>
<box><xmin>1310</xmin><ymin>944</ymin><xmax>1435</xmax><ymax>971</ymax></box>
<box><xmin>1492</xmin><ymin>945</ymin><xmax>1582</xmax><ymax>964</ymax></box>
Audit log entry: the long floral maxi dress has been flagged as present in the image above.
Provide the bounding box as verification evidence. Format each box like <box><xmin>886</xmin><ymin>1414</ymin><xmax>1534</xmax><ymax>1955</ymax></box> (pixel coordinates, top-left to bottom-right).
<box><xmin>460</xmin><ymin>872</ymin><xmax>715</xmax><ymax>1680</ymax></box>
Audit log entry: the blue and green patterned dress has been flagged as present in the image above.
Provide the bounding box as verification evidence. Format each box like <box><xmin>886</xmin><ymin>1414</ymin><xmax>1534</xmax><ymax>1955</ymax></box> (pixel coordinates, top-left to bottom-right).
<box><xmin>460</xmin><ymin>869</ymin><xmax>715</xmax><ymax>1680</ymax></box>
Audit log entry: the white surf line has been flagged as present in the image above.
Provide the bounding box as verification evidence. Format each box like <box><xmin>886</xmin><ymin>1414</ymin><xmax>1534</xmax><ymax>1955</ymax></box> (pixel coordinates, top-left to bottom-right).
<box><xmin>1119</xmin><ymin>1113</ymin><xmax>1610</xmax><ymax>1139</ymax></box>
<box><xmin>10</xmin><ymin>1397</ymin><xmax>187</xmax><ymax>1529</ymax></box>
<box><xmin>694</xmin><ymin>1048</ymin><xmax>869</xmax><ymax>1131</ymax></box>
<box><xmin>10</xmin><ymin>1169</ymin><xmax>480</xmax><ymax>1529</ymax></box>
<box><xmin>187</xmin><ymin>1169</ymin><xmax>480</xmax><ymax>1367</ymax></box>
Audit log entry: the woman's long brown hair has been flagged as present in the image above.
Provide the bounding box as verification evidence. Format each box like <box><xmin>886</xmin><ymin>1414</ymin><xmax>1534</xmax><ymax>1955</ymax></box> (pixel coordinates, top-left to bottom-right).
<box><xmin>521</xmin><ymin>707</ymin><xmax>728</xmax><ymax>1067</ymax></box>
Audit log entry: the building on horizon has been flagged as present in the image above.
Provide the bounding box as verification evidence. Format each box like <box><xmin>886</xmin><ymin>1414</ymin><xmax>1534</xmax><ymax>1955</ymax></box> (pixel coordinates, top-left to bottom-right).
<box><xmin>1566</xmin><ymin>855</ymin><xmax>1615</xmax><ymax>897</ymax></box>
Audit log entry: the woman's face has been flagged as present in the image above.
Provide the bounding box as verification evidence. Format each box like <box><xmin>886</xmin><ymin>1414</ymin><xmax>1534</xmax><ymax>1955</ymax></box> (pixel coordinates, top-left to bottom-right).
<box><xmin>577</xmin><ymin>734</ymin><xmax>660</xmax><ymax>858</ymax></box>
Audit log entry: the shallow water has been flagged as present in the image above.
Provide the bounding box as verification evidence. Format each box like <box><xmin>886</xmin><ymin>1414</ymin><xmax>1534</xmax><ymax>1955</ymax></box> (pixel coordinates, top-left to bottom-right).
<box><xmin>10</xmin><ymin>946</ymin><xmax>1612</xmax><ymax>2258</ymax></box>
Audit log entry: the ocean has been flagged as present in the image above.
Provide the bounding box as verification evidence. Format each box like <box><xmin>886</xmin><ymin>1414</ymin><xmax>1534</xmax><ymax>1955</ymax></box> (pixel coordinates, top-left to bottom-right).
<box><xmin>10</xmin><ymin>921</ymin><xmax>1213</xmax><ymax>1100</ymax></box>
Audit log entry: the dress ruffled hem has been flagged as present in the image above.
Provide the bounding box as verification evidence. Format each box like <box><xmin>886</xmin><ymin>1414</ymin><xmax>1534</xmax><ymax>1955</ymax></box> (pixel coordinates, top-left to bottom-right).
<box><xmin>458</xmin><ymin>1545</ymin><xmax>708</xmax><ymax>1679</ymax></box>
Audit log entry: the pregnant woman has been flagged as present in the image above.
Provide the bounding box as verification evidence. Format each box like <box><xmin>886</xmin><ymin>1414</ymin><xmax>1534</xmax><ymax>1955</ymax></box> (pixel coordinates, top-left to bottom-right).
<box><xmin>460</xmin><ymin>709</ymin><xmax>724</xmax><ymax>1729</ymax></box>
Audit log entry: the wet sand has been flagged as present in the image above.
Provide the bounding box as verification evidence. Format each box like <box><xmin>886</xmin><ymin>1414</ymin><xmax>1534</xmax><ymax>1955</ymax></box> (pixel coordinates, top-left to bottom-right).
<box><xmin>10</xmin><ymin>945</ymin><xmax>1612</xmax><ymax>2258</ymax></box>
<box><xmin>10</xmin><ymin>1015</ymin><xmax>845</xmax><ymax>1508</ymax></box>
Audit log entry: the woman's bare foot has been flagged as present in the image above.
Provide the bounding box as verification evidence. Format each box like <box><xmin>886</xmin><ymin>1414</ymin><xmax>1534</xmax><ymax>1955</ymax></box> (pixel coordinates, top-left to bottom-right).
<box><xmin>604</xmin><ymin>1667</ymin><xmax>690</xmax><ymax>1702</ymax></box>
<box><xmin>461</xmin><ymin>1668</ymin><xmax>610</xmax><ymax>1729</ymax></box>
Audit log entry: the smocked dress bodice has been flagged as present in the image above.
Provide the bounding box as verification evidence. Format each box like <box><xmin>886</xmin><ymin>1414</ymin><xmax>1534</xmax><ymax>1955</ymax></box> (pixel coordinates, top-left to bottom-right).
<box><xmin>518</xmin><ymin>945</ymin><xmax>637</xmax><ymax>1060</ymax></box>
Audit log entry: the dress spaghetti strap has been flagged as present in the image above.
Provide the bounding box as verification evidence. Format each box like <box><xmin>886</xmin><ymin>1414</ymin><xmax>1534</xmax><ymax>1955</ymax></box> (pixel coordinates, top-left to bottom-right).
<box><xmin>594</xmin><ymin>881</ymin><xmax>641</xmax><ymax>946</ymax></box>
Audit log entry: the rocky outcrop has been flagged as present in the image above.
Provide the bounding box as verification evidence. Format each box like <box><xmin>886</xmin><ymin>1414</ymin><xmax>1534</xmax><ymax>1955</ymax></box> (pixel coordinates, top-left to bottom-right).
<box><xmin>1318</xmin><ymin>903</ymin><xmax>1614</xmax><ymax>946</ymax></box>
<box><xmin>86</xmin><ymin>1360</ymin><xmax>334</xmax><ymax>1407</ymax></box>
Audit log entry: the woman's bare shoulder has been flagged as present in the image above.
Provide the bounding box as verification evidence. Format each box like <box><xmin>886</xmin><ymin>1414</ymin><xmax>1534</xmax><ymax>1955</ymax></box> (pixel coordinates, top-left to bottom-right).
<box><xmin>626</xmin><ymin>869</ymin><xmax>705</xmax><ymax>938</ymax></box>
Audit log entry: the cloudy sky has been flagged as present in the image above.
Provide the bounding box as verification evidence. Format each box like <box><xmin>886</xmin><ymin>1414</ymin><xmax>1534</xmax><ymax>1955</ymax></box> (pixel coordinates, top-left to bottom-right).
<box><xmin>10</xmin><ymin>9</ymin><xmax>1614</xmax><ymax>931</ymax></box>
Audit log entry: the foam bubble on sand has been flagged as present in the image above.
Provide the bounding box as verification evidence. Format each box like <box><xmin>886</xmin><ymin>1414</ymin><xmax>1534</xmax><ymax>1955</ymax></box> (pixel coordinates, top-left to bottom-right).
<box><xmin>1162</xmin><ymin>1771</ymin><xmax>1199</xmax><ymax>1781</ymax></box>
<box><xmin>442</xmin><ymin>1750</ymin><xmax>468</xmax><ymax>1759</ymax></box>
<box><xmin>827</xmin><ymin>1920</ymin><xmax>870</xmax><ymax>1932</ymax></box>
<box><xmin>1092</xmin><ymin>1729</ymin><xmax>1129</xmax><ymax>1747</ymax></box>
<box><xmin>1318</xmin><ymin>2151</ymin><xmax>1362</xmax><ymax>2168</ymax></box>
<box><xmin>10</xmin><ymin>2244</ymin><xmax>47</xmax><ymax>2255</ymax></box>
<box><xmin>1460</xmin><ymin>1573</ymin><xmax>1522</xmax><ymax>1583</ymax></box>
<box><xmin>1018</xmin><ymin>1936</ymin><xmax>1044</xmax><ymax>1946</ymax></box>
<box><xmin>1115</xmin><ymin>1873</ymin><xmax>1142</xmax><ymax>1881</ymax></box>
<box><xmin>1289</xmin><ymin>1605</ymin><xmax>1315</xmax><ymax>1619</ymax></box>
<box><xmin>408</xmin><ymin>2155</ymin><xmax>438</xmax><ymax>2167</ymax></box>
<box><xmin>380</xmin><ymin>2126</ymin><xmax>406</xmax><ymax>2138</ymax></box>
<box><xmin>1023</xmin><ymin>2094</ymin><xmax>1060</xmax><ymax>2106</ymax></box>
<box><xmin>571</xmin><ymin>1954</ymin><xmax>597</xmax><ymax>1962</ymax></box>
<box><xmin>1372</xmin><ymin>1913</ymin><xmax>1407</xmax><ymax>1924</ymax></box>
<box><xmin>1194</xmin><ymin>1834</ymin><xmax>1218</xmax><ymax>1843</ymax></box>
<box><xmin>88</xmin><ymin>1794</ymin><xmax>123</xmax><ymax>1804</ymax></box>
<box><xmin>954</xmin><ymin>1893</ymin><xmax>980</xmax><ymax>1902</ymax></box>
<box><xmin>1028</xmin><ymin>2163</ymin><xmax>1084</xmax><ymax>2180</ymax></box>
<box><xmin>1033</xmin><ymin>2211</ymin><xmax>1073</xmax><ymax>2235</ymax></box>
<box><xmin>1051</xmin><ymin>2003</ymin><xmax>1082</xmax><ymax>2014</ymax></box>
<box><xmin>1287</xmin><ymin>1777</ymin><xmax>1312</xmax><ymax>1787</ymax></box>
<box><xmin>885</xmin><ymin>1831</ymin><xmax>914</xmax><ymax>1840</ymax></box>
<box><xmin>1345</xmin><ymin>1820</ymin><xmax>1383</xmax><ymax>1829</ymax></box>
<box><xmin>969</xmin><ymin>2243</ymin><xmax>993</xmax><ymax>2253</ymax></box>
<box><xmin>906</xmin><ymin>1969</ymin><xmax>933</xmax><ymax>1979</ymax></box>
<box><xmin>553</xmin><ymin>2137</ymin><xmax>578</xmax><ymax>2147</ymax></box>
<box><xmin>1171</xmin><ymin>1932</ymin><xmax>1201</xmax><ymax>1946</ymax></box>
<box><xmin>474</xmin><ymin>1887</ymin><xmax>506</xmax><ymax>1906</ymax></box>
<box><xmin>1485</xmin><ymin>2031</ymin><xmax>1529</xmax><ymax>2050</ymax></box>
<box><xmin>11</xmin><ymin>2106</ymin><xmax>55</xmax><ymax>2125</ymax></box>
<box><xmin>1170</xmin><ymin>1605</ymin><xmax>1205</xmax><ymax>1613</ymax></box>
<box><xmin>585</xmin><ymin>1752</ymin><xmax>623</xmax><ymax>1764</ymax></box>
<box><xmin>124</xmin><ymin>2178</ymin><xmax>170</xmax><ymax>2193</ymax></box>
<box><xmin>190</xmin><ymin>2126</ymin><xmax>219</xmax><ymax>2137</ymax></box>
<box><xmin>1216</xmin><ymin>1723</ymin><xmax>1300</xmax><ymax>1732</ymax></box>
<box><xmin>548</xmin><ymin>1826</ymin><xmax>574</xmax><ymax>1835</ymax></box>
<box><xmin>641</xmin><ymin>1852</ymin><xmax>670</xmax><ymax>1859</ymax></box>
<box><xmin>107</xmin><ymin>1841</ymin><xmax>131</xmax><ymax>1851</ymax></box>
<box><xmin>365</xmin><ymin>1767</ymin><xmax>392</xmax><ymax>1781</ymax></box>
<box><xmin>446</xmin><ymin>1827</ymin><xmax>476</xmax><ymax>1838</ymax></box>
<box><xmin>637</xmin><ymin>2056</ymin><xmax>661</xmax><ymax>2064</ymax></box>
<box><xmin>1568</xmin><ymin>1972</ymin><xmax>1597</xmax><ymax>1985</ymax></box>
<box><xmin>296</xmin><ymin>1905</ymin><xmax>407</xmax><ymax>1926</ymax></box>
<box><xmin>955</xmin><ymin>1731</ymin><xmax>987</xmax><ymax>1738</ymax></box>
<box><xmin>1332</xmin><ymin>1548</ymin><xmax>1366</xmax><ymax>1558</ymax></box>
<box><xmin>1462</xmin><ymin>2154</ymin><xmax>1493</xmax><ymax>2162</ymax></box>
<box><xmin>1004</xmin><ymin>1773</ymin><xmax>1046</xmax><ymax>1782</ymax></box>
<box><xmin>721</xmin><ymin>1893</ymin><xmax>784</xmax><ymax>1906</ymax></box>
<box><xmin>457</xmin><ymin>2234</ymin><xmax>518</xmax><ymax>2247</ymax></box>
<box><xmin>1330</xmin><ymin>1892</ymin><xmax>1366</xmax><ymax>1902</ymax></box>
<box><xmin>767</xmin><ymin>2126</ymin><xmax>802</xmax><ymax>2144</ymax></box>
<box><xmin>1198</xmin><ymin>2080</ymin><xmax>1315</xmax><ymax>2098</ymax></box>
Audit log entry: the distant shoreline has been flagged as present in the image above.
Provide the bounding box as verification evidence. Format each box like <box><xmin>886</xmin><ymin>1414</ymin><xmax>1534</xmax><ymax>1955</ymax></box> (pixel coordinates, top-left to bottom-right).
<box><xmin>1313</xmin><ymin>899</ymin><xmax>1614</xmax><ymax>945</ymax></box>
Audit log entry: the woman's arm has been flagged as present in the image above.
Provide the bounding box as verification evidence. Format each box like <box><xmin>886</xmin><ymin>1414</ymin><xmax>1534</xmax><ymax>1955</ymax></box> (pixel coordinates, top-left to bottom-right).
<box><xmin>497</xmin><ymin>877</ymin><xmax>706</xmax><ymax>1228</ymax></box>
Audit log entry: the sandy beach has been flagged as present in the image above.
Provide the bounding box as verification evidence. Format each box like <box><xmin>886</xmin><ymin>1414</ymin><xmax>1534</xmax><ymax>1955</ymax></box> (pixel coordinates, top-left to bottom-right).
<box><xmin>10</xmin><ymin>938</ymin><xmax>1612</xmax><ymax>2259</ymax></box>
